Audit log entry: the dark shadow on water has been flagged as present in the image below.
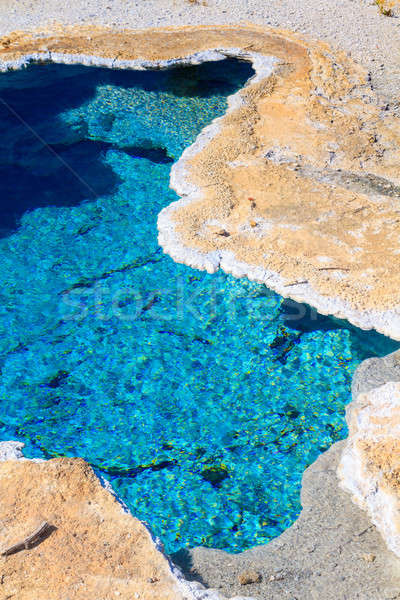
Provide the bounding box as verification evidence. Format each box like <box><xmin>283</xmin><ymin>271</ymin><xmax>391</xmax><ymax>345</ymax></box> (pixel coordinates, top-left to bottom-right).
<box><xmin>0</xmin><ymin>58</ymin><xmax>254</xmax><ymax>237</ymax></box>
<box><xmin>0</xmin><ymin>141</ymin><xmax>120</xmax><ymax>235</ymax></box>
<box><xmin>280</xmin><ymin>297</ymin><xmax>400</xmax><ymax>359</ymax></box>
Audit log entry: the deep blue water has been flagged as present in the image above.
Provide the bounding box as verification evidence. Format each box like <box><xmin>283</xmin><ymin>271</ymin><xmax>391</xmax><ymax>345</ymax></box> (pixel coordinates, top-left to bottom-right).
<box><xmin>0</xmin><ymin>60</ymin><xmax>397</xmax><ymax>553</ymax></box>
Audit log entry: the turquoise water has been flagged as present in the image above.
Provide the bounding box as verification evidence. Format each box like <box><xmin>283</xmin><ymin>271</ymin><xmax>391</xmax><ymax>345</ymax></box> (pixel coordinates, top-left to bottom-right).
<box><xmin>0</xmin><ymin>60</ymin><xmax>397</xmax><ymax>553</ymax></box>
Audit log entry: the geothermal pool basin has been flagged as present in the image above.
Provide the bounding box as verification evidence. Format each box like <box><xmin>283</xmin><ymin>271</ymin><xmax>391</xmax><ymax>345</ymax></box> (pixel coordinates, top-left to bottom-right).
<box><xmin>0</xmin><ymin>58</ymin><xmax>397</xmax><ymax>554</ymax></box>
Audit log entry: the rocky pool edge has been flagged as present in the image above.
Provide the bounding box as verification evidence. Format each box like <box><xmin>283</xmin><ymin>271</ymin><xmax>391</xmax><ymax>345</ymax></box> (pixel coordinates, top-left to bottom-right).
<box><xmin>0</xmin><ymin>24</ymin><xmax>400</xmax><ymax>599</ymax></box>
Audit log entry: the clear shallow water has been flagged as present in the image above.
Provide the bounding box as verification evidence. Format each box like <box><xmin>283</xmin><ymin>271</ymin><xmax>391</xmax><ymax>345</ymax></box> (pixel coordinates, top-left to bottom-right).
<box><xmin>0</xmin><ymin>60</ymin><xmax>398</xmax><ymax>553</ymax></box>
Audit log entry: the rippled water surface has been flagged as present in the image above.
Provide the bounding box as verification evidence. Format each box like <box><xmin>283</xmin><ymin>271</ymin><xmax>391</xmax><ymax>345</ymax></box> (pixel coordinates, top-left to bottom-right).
<box><xmin>0</xmin><ymin>60</ymin><xmax>397</xmax><ymax>553</ymax></box>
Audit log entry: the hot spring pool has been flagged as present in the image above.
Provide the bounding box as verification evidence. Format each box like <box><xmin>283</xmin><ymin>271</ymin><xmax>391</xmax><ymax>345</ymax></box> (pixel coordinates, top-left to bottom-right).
<box><xmin>0</xmin><ymin>59</ymin><xmax>397</xmax><ymax>553</ymax></box>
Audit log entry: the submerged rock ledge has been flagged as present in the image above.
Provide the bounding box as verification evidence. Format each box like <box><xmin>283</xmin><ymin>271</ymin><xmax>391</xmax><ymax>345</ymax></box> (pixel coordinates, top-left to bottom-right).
<box><xmin>1</xmin><ymin>24</ymin><xmax>400</xmax><ymax>337</ymax></box>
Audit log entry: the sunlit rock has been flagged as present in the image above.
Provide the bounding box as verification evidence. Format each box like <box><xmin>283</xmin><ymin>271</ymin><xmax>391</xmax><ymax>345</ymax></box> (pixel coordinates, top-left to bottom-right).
<box><xmin>338</xmin><ymin>381</ymin><xmax>400</xmax><ymax>557</ymax></box>
<box><xmin>0</xmin><ymin>442</ymin><xmax>231</xmax><ymax>600</ymax></box>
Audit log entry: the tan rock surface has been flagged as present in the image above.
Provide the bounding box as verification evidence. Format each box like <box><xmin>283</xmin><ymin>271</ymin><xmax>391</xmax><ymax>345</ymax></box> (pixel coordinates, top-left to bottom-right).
<box><xmin>0</xmin><ymin>455</ymin><xmax>187</xmax><ymax>600</ymax></box>
<box><xmin>339</xmin><ymin>381</ymin><xmax>400</xmax><ymax>559</ymax></box>
<box><xmin>0</xmin><ymin>25</ymin><xmax>400</xmax><ymax>337</ymax></box>
<box><xmin>156</xmin><ymin>27</ymin><xmax>400</xmax><ymax>339</ymax></box>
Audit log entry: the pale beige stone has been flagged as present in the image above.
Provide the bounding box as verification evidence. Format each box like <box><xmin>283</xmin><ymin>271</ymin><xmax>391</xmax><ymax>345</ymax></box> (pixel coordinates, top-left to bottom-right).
<box><xmin>362</xmin><ymin>553</ymin><xmax>376</xmax><ymax>563</ymax></box>
<box><xmin>237</xmin><ymin>569</ymin><xmax>262</xmax><ymax>585</ymax></box>
<box><xmin>338</xmin><ymin>381</ymin><xmax>400</xmax><ymax>558</ymax></box>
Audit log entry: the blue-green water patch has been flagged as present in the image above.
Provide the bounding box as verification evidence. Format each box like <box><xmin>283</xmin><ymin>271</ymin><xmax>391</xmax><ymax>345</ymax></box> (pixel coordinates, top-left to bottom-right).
<box><xmin>0</xmin><ymin>60</ymin><xmax>397</xmax><ymax>553</ymax></box>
